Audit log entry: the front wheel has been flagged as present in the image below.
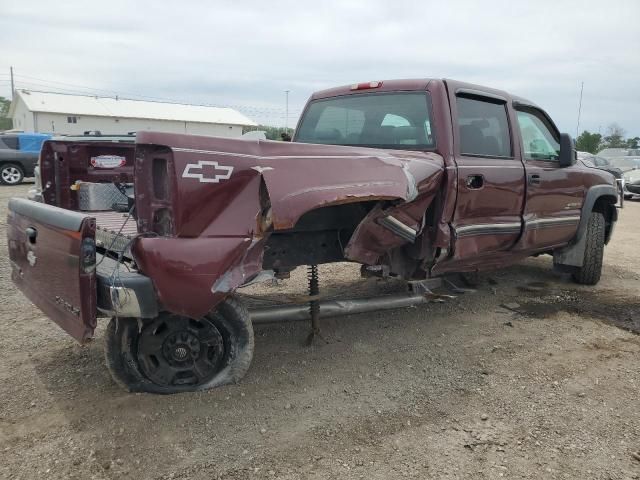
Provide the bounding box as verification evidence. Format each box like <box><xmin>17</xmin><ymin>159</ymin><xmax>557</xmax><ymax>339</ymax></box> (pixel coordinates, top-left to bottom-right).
<box><xmin>571</xmin><ymin>211</ymin><xmax>605</xmax><ymax>285</ymax></box>
<box><xmin>105</xmin><ymin>296</ymin><xmax>254</xmax><ymax>394</ymax></box>
<box><xmin>0</xmin><ymin>163</ymin><xmax>24</xmax><ymax>185</ymax></box>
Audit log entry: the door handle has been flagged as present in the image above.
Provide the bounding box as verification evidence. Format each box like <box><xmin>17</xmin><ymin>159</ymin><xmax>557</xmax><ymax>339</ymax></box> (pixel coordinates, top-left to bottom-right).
<box><xmin>528</xmin><ymin>174</ymin><xmax>541</xmax><ymax>185</ymax></box>
<box><xmin>465</xmin><ymin>175</ymin><xmax>484</xmax><ymax>189</ymax></box>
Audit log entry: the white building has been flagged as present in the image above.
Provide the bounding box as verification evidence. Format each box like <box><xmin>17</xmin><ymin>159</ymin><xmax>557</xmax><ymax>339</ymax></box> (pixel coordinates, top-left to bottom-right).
<box><xmin>8</xmin><ymin>90</ymin><xmax>256</xmax><ymax>137</ymax></box>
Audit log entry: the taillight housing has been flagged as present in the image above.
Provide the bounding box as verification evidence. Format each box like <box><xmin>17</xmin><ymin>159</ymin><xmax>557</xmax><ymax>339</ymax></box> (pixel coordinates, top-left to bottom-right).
<box><xmin>152</xmin><ymin>208</ymin><xmax>174</xmax><ymax>236</ymax></box>
<box><xmin>135</xmin><ymin>146</ymin><xmax>175</xmax><ymax>236</ymax></box>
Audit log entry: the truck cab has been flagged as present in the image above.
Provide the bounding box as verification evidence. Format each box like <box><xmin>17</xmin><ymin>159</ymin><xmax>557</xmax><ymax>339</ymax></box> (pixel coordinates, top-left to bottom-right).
<box><xmin>293</xmin><ymin>79</ymin><xmax>618</xmax><ymax>275</ymax></box>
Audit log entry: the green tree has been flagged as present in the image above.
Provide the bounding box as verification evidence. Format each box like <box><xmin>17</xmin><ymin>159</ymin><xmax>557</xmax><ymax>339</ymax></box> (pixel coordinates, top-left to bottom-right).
<box><xmin>601</xmin><ymin>123</ymin><xmax>627</xmax><ymax>149</ymax></box>
<box><xmin>626</xmin><ymin>136</ymin><xmax>639</xmax><ymax>149</ymax></box>
<box><xmin>575</xmin><ymin>130</ymin><xmax>602</xmax><ymax>154</ymax></box>
<box><xmin>0</xmin><ymin>96</ymin><xmax>12</xmax><ymax>131</ymax></box>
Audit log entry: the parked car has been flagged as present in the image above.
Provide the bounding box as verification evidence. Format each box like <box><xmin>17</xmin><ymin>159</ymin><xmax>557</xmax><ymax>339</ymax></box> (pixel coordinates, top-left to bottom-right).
<box><xmin>7</xmin><ymin>79</ymin><xmax>620</xmax><ymax>394</ymax></box>
<box><xmin>597</xmin><ymin>148</ymin><xmax>640</xmax><ymax>158</ymax></box>
<box><xmin>0</xmin><ymin>132</ymin><xmax>51</xmax><ymax>185</ymax></box>
<box><xmin>606</xmin><ymin>157</ymin><xmax>640</xmax><ymax>198</ymax></box>
<box><xmin>577</xmin><ymin>151</ymin><xmax>626</xmax><ymax>199</ymax></box>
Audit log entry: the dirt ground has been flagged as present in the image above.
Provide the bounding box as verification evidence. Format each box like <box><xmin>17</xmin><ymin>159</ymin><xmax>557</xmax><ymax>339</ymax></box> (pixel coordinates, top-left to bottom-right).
<box><xmin>1</xmin><ymin>182</ymin><xmax>639</xmax><ymax>480</ymax></box>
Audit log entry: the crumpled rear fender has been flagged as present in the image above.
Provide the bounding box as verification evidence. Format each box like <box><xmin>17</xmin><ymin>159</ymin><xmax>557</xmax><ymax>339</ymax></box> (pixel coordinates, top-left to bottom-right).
<box><xmin>133</xmin><ymin>236</ymin><xmax>265</xmax><ymax>319</ymax></box>
<box><xmin>344</xmin><ymin>169</ymin><xmax>443</xmax><ymax>265</ymax></box>
<box><xmin>132</xmin><ymin>132</ymin><xmax>445</xmax><ymax>319</ymax></box>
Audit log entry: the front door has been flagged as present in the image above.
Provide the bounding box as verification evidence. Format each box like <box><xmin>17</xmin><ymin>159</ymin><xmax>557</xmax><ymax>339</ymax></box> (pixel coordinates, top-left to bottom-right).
<box><xmin>439</xmin><ymin>92</ymin><xmax>525</xmax><ymax>272</ymax></box>
<box><xmin>513</xmin><ymin>106</ymin><xmax>583</xmax><ymax>252</ymax></box>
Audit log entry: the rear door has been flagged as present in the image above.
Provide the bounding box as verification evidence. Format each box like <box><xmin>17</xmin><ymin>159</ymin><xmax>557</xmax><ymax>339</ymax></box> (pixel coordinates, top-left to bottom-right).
<box><xmin>7</xmin><ymin>198</ymin><xmax>97</xmax><ymax>343</ymax></box>
<box><xmin>445</xmin><ymin>90</ymin><xmax>525</xmax><ymax>266</ymax></box>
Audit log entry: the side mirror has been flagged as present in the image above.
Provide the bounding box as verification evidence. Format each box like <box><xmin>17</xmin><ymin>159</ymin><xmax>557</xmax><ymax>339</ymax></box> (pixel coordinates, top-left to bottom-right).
<box><xmin>558</xmin><ymin>133</ymin><xmax>576</xmax><ymax>167</ymax></box>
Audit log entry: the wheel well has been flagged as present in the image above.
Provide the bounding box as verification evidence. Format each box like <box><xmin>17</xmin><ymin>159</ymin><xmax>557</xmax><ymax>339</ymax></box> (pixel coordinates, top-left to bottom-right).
<box><xmin>262</xmin><ymin>201</ymin><xmax>380</xmax><ymax>270</ymax></box>
<box><xmin>0</xmin><ymin>161</ymin><xmax>24</xmax><ymax>170</ymax></box>
<box><xmin>592</xmin><ymin>195</ymin><xmax>617</xmax><ymax>244</ymax></box>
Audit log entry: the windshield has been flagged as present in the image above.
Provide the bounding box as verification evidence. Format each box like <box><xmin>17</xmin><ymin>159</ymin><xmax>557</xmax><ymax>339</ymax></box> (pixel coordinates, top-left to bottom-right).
<box><xmin>295</xmin><ymin>92</ymin><xmax>435</xmax><ymax>150</ymax></box>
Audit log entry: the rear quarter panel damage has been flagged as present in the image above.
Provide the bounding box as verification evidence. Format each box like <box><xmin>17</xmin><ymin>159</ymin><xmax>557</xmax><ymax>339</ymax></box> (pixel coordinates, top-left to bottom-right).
<box><xmin>133</xmin><ymin>132</ymin><xmax>444</xmax><ymax>319</ymax></box>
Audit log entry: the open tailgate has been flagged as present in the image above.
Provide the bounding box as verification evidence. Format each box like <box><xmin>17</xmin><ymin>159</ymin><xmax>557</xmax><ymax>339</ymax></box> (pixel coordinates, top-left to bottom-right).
<box><xmin>7</xmin><ymin>198</ymin><xmax>97</xmax><ymax>343</ymax></box>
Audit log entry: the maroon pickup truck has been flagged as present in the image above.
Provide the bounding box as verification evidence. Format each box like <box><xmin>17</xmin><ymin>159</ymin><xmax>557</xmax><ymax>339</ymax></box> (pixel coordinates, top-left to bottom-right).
<box><xmin>7</xmin><ymin>79</ymin><xmax>620</xmax><ymax>393</ymax></box>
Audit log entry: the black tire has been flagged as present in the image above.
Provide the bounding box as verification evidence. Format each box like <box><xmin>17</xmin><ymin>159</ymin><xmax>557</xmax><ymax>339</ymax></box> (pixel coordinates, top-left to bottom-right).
<box><xmin>571</xmin><ymin>211</ymin><xmax>605</xmax><ymax>285</ymax></box>
<box><xmin>105</xmin><ymin>296</ymin><xmax>254</xmax><ymax>394</ymax></box>
<box><xmin>0</xmin><ymin>163</ymin><xmax>24</xmax><ymax>185</ymax></box>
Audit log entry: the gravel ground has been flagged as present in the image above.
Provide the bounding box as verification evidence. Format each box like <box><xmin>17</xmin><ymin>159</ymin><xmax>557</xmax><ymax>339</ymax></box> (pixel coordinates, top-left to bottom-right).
<box><xmin>1</xmin><ymin>182</ymin><xmax>639</xmax><ymax>480</ymax></box>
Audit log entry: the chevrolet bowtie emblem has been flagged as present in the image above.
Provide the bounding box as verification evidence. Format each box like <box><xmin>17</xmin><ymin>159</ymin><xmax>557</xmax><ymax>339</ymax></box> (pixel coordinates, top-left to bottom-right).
<box><xmin>182</xmin><ymin>161</ymin><xmax>234</xmax><ymax>183</ymax></box>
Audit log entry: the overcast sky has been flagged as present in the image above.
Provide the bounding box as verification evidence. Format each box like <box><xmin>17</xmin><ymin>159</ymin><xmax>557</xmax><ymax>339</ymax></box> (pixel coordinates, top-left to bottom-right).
<box><xmin>1</xmin><ymin>0</ymin><xmax>638</xmax><ymax>137</ymax></box>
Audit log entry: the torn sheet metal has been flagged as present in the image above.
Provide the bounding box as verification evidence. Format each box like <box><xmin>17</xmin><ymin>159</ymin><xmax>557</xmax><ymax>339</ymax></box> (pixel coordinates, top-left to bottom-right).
<box><xmin>132</xmin><ymin>132</ymin><xmax>445</xmax><ymax>318</ymax></box>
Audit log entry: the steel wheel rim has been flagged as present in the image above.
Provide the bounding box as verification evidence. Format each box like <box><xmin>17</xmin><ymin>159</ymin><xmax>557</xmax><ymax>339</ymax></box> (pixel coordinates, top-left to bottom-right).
<box><xmin>137</xmin><ymin>314</ymin><xmax>226</xmax><ymax>387</ymax></box>
<box><xmin>2</xmin><ymin>166</ymin><xmax>21</xmax><ymax>184</ymax></box>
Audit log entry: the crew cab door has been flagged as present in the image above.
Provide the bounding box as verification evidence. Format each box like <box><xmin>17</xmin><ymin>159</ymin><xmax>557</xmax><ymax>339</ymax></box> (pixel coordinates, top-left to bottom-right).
<box><xmin>441</xmin><ymin>90</ymin><xmax>525</xmax><ymax>270</ymax></box>
<box><xmin>512</xmin><ymin>106</ymin><xmax>583</xmax><ymax>251</ymax></box>
<box><xmin>7</xmin><ymin>198</ymin><xmax>97</xmax><ymax>343</ymax></box>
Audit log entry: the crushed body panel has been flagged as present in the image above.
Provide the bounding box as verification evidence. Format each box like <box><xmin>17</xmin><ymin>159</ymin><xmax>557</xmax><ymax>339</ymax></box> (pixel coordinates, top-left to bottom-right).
<box><xmin>132</xmin><ymin>132</ymin><xmax>445</xmax><ymax>319</ymax></box>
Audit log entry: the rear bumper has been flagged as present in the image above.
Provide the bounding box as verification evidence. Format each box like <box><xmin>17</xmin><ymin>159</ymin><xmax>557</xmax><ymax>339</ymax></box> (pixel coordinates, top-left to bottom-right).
<box><xmin>96</xmin><ymin>254</ymin><xmax>159</xmax><ymax>319</ymax></box>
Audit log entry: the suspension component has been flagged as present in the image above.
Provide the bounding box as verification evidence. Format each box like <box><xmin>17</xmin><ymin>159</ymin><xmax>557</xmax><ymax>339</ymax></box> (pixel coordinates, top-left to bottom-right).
<box><xmin>305</xmin><ymin>264</ymin><xmax>326</xmax><ymax>345</ymax></box>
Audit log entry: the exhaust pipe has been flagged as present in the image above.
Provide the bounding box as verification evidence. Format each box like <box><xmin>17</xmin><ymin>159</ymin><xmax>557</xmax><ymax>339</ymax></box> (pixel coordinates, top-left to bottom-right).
<box><xmin>250</xmin><ymin>292</ymin><xmax>433</xmax><ymax>324</ymax></box>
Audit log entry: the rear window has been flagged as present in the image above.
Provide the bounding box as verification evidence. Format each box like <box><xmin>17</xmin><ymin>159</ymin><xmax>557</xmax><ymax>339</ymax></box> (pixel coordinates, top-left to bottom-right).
<box><xmin>295</xmin><ymin>92</ymin><xmax>435</xmax><ymax>150</ymax></box>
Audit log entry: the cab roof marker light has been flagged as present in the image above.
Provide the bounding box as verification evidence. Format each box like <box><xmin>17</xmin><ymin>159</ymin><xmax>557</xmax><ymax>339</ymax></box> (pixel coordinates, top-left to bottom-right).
<box><xmin>350</xmin><ymin>81</ymin><xmax>383</xmax><ymax>90</ymax></box>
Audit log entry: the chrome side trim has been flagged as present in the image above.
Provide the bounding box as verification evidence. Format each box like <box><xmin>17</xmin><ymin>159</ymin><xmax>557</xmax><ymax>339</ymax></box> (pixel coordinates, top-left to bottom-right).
<box><xmin>378</xmin><ymin>215</ymin><xmax>417</xmax><ymax>242</ymax></box>
<box><xmin>457</xmin><ymin>165</ymin><xmax>522</xmax><ymax>169</ymax></box>
<box><xmin>525</xmin><ymin>216</ymin><xmax>580</xmax><ymax>230</ymax></box>
<box><xmin>455</xmin><ymin>222</ymin><xmax>521</xmax><ymax>238</ymax></box>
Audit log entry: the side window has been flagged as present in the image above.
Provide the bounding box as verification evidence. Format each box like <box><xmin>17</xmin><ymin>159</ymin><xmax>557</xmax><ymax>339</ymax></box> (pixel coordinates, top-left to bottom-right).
<box><xmin>456</xmin><ymin>96</ymin><xmax>512</xmax><ymax>157</ymax></box>
<box><xmin>1</xmin><ymin>136</ymin><xmax>19</xmax><ymax>150</ymax></box>
<box><xmin>516</xmin><ymin>110</ymin><xmax>560</xmax><ymax>161</ymax></box>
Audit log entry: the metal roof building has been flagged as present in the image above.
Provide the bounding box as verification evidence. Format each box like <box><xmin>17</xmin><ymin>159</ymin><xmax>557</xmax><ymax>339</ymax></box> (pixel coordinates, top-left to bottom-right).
<box><xmin>9</xmin><ymin>89</ymin><xmax>256</xmax><ymax>137</ymax></box>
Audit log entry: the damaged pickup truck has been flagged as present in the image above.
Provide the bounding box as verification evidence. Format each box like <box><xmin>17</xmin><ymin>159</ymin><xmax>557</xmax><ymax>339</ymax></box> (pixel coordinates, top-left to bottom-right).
<box><xmin>7</xmin><ymin>79</ymin><xmax>620</xmax><ymax>393</ymax></box>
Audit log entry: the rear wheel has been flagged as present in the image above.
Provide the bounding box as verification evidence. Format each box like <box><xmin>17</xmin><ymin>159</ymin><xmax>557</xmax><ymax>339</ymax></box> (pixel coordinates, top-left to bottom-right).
<box><xmin>105</xmin><ymin>297</ymin><xmax>254</xmax><ymax>394</ymax></box>
<box><xmin>0</xmin><ymin>163</ymin><xmax>24</xmax><ymax>185</ymax></box>
<box><xmin>571</xmin><ymin>211</ymin><xmax>605</xmax><ymax>285</ymax></box>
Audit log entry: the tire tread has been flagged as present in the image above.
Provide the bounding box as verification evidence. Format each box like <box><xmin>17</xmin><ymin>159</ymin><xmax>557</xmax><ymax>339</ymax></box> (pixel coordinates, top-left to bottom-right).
<box><xmin>572</xmin><ymin>211</ymin><xmax>605</xmax><ymax>285</ymax></box>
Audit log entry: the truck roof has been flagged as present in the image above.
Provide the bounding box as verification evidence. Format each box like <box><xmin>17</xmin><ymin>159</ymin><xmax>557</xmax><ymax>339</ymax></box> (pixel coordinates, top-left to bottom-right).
<box><xmin>310</xmin><ymin>78</ymin><xmax>538</xmax><ymax>108</ymax></box>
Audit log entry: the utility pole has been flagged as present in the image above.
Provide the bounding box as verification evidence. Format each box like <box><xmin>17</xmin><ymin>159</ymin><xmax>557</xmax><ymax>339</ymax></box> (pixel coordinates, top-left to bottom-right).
<box><xmin>576</xmin><ymin>81</ymin><xmax>584</xmax><ymax>139</ymax></box>
<box><xmin>10</xmin><ymin>66</ymin><xmax>15</xmax><ymax>100</ymax></box>
<box><xmin>285</xmin><ymin>90</ymin><xmax>289</xmax><ymax>132</ymax></box>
